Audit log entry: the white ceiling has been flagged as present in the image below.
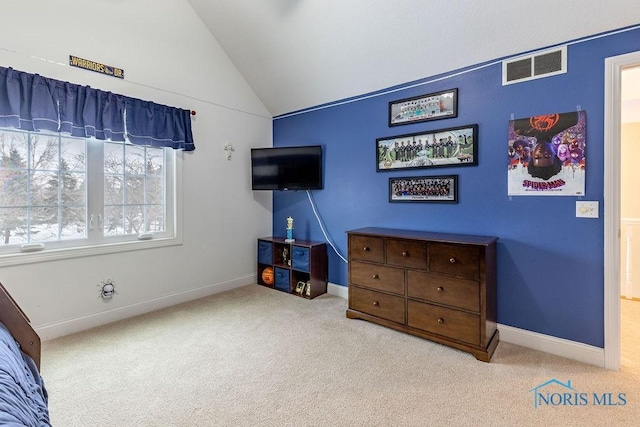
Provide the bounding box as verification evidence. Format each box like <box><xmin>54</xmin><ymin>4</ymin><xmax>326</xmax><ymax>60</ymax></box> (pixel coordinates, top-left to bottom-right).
<box><xmin>187</xmin><ymin>0</ymin><xmax>640</xmax><ymax>117</ymax></box>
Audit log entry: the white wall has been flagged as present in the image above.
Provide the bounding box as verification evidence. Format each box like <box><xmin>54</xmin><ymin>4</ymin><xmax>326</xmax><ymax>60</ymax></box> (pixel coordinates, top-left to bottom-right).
<box><xmin>621</xmin><ymin>122</ymin><xmax>640</xmax><ymax>299</ymax></box>
<box><xmin>0</xmin><ymin>0</ymin><xmax>273</xmax><ymax>339</ymax></box>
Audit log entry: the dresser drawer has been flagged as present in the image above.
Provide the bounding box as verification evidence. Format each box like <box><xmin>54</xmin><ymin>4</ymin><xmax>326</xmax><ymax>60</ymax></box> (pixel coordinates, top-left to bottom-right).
<box><xmin>407</xmin><ymin>271</ymin><xmax>480</xmax><ymax>312</ymax></box>
<box><xmin>386</xmin><ymin>239</ymin><xmax>427</xmax><ymax>270</ymax></box>
<box><xmin>428</xmin><ymin>243</ymin><xmax>479</xmax><ymax>280</ymax></box>
<box><xmin>349</xmin><ymin>235</ymin><xmax>384</xmax><ymax>263</ymax></box>
<box><xmin>350</xmin><ymin>286</ymin><xmax>405</xmax><ymax>324</ymax></box>
<box><xmin>350</xmin><ymin>260</ymin><xmax>404</xmax><ymax>295</ymax></box>
<box><xmin>407</xmin><ymin>300</ymin><xmax>480</xmax><ymax>346</ymax></box>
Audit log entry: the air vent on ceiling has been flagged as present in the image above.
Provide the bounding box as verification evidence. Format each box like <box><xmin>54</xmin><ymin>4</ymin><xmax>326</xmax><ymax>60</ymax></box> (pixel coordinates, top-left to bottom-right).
<box><xmin>502</xmin><ymin>46</ymin><xmax>567</xmax><ymax>85</ymax></box>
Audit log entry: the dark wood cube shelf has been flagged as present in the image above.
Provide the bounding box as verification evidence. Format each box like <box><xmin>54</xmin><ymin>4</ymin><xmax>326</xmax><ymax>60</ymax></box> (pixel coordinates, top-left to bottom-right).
<box><xmin>257</xmin><ymin>237</ymin><xmax>328</xmax><ymax>299</ymax></box>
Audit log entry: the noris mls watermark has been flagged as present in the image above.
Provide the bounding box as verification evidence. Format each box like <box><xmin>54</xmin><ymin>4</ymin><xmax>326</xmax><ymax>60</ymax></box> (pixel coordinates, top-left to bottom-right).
<box><xmin>530</xmin><ymin>379</ymin><xmax>627</xmax><ymax>409</ymax></box>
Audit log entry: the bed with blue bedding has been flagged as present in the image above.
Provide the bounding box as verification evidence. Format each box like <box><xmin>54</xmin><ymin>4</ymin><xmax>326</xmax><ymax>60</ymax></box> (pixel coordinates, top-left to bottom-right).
<box><xmin>0</xmin><ymin>282</ymin><xmax>50</xmax><ymax>426</ymax></box>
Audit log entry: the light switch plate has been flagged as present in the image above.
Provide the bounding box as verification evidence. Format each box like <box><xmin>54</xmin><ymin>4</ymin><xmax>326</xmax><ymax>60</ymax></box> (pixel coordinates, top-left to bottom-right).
<box><xmin>576</xmin><ymin>201</ymin><xmax>599</xmax><ymax>218</ymax></box>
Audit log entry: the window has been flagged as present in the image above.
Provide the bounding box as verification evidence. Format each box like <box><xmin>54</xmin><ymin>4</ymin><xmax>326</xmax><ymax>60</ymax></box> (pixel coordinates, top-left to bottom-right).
<box><xmin>0</xmin><ymin>128</ymin><xmax>178</xmax><ymax>263</ymax></box>
<box><xmin>102</xmin><ymin>140</ymin><xmax>170</xmax><ymax>237</ymax></box>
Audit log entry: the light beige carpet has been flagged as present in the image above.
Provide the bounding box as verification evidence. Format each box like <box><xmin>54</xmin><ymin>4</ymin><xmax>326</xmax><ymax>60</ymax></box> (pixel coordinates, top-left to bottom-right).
<box><xmin>42</xmin><ymin>285</ymin><xmax>640</xmax><ymax>426</ymax></box>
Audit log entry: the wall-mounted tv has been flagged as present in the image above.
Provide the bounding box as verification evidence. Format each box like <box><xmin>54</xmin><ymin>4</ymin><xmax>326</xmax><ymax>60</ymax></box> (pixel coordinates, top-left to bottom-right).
<box><xmin>251</xmin><ymin>145</ymin><xmax>323</xmax><ymax>191</ymax></box>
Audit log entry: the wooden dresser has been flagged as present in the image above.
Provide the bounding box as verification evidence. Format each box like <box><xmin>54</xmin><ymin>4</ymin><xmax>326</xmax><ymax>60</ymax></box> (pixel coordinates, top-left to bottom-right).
<box><xmin>346</xmin><ymin>227</ymin><xmax>498</xmax><ymax>362</ymax></box>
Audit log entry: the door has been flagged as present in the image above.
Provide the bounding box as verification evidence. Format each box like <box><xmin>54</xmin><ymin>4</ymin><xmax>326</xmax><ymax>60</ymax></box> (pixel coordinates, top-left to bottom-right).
<box><xmin>604</xmin><ymin>51</ymin><xmax>640</xmax><ymax>370</ymax></box>
<box><xmin>619</xmin><ymin>65</ymin><xmax>640</xmax><ymax>371</ymax></box>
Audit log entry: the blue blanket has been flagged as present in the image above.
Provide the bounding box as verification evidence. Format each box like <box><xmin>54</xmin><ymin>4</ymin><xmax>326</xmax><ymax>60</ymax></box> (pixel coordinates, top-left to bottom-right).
<box><xmin>0</xmin><ymin>322</ymin><xmax>50</xmax><ymax>426</ymax></box>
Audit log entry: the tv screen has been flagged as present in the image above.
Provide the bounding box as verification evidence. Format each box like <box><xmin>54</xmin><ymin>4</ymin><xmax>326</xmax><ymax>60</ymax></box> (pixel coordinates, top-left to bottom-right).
<box><xmin>251</xmin><ymin>145</ymin><xmax>323</xmax><ymax>191</ymax></box>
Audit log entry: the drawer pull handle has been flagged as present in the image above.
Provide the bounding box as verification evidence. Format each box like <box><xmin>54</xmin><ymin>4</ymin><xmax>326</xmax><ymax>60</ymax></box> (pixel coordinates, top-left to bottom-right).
<box><xmin>363</xmin><ymin>246</ymin><xmax>370</xmax><ymax>252</ymax></box>
<box><xmin>449</xmin><ymin>257</ymin><xmax>456</xmax><ymax>264</ymax></box>
<box><xmin>437</xmin><ymin>318</ymin><xmax>444</xmax><ymax>324</ymax></box>
<box><xmin>437</xmin><ymin>287</ymin><xmax>444</xmax><ymax>292</ymax></box>
<box><xmin>373</xmin><ymin>301</ymin><xmax>379</xmax><ymax>306</ymax></box>
<box><xmin>402</xmin><ymin>251</ymin><xmax>409</xmax><ymax>257</ymax></box>
<box><xmin>372</xmin><ymin>274</ymin><xmax>379</xmax><ymax>279</ymax></box>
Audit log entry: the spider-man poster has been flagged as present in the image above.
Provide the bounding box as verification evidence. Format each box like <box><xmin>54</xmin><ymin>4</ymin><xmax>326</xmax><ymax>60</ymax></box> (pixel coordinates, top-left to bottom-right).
<box><xmin>508</xmin><ymin>110</ymin><xmax>586</xmax><ymax>195</ymax></box>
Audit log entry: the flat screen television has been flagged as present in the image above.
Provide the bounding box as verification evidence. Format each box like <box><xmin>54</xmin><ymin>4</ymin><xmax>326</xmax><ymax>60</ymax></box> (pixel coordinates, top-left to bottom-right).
<box><xmin>251</xmin><ymin>145</ymin><xmax>323</xmax><ymax>191</ymax></box>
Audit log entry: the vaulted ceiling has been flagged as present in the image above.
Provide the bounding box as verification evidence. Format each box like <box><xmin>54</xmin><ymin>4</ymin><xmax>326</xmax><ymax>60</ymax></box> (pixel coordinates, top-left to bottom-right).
<box><xmin>187</xmin><ymin>0</ymin><xmax>640</xmax><ymax>117</ymax></box>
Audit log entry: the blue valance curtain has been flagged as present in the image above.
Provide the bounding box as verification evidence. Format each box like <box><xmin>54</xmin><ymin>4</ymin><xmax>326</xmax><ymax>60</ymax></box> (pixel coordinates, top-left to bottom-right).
<box><xmin>0</xmin><ymin>66</ymin><xmax>194</xmax><ymax>151</ymax></box>
<box><xmin>58</xmin><ymin>83</ymin><xmax>126</xmax><ymax>142</ymax></box>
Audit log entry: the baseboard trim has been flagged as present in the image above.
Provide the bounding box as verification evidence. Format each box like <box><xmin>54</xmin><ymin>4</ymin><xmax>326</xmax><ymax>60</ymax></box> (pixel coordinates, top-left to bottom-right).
<box><xmin>327</xmin><ymin>284</ymin><xmax>604</xmax><ymax>367</ymax></box>
<box><xmin>39</xmin><ymin>279</ymin><xmax>606</xmax><ymax>367</ymax></box>
<box><xmin>327</xmin><ymin>282</ymin><xmax>348</xmax><ymax>299</ymax></box>
<box><xmin>497</xmin><ymin>324</ymin><xmax>605</xmax><ymax>367</ymax></box>
<box><xmin>37</xmin><ymin>274</ymin><xmax>256</xmax><ymax>341</ymax></box>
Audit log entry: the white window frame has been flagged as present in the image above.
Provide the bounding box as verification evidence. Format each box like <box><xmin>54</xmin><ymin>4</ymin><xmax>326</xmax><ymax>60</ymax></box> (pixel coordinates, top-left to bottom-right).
<box><xmin>0</xmin><ymin>134</ymin><xmax>183</xmax><ymax>267</ymax></box>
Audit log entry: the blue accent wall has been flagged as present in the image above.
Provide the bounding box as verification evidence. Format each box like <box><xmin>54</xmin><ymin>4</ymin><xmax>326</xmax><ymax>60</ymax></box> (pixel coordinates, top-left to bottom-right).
<box><xmin>271</xmin><ymin>25</ymin><xmax>640</xmax><ymax>348</ymax></box>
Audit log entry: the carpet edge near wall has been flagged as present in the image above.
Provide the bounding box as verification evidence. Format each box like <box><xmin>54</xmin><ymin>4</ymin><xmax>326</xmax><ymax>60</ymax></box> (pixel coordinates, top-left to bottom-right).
<box><xmin>39</xmin><ymin>279</ymin><xmax>606</xmax><ymax>368</ymax></box>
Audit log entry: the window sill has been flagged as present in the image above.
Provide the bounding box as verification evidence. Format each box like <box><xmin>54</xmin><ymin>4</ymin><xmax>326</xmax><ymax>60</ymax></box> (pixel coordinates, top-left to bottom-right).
<box><xmin>0</xmin><ymin>236</ymin><xmax>183</xmax><ymax>267</ymax></box>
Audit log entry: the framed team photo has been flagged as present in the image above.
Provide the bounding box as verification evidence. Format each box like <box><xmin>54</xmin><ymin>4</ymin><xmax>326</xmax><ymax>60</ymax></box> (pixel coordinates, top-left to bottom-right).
<box><xmin>389</xmin><ymin>175</ymin><xmax>458</xmax><ymax>203</ymax></box>
<box><xmin>376</xmin><ymin>124</ymin><xmax>478</xmax><ymax>171</ymax></box>
<box><xmin>389</xmin><ymin>88</ymin><xmax>458</xmax><ymax>126</ymax></box>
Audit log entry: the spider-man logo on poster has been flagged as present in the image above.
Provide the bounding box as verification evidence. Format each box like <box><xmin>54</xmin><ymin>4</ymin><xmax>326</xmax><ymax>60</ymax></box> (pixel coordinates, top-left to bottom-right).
<box><xmin>508</xmin><ymin>110</ymin><xmax>586</xmax><ymax>195</ymax></box>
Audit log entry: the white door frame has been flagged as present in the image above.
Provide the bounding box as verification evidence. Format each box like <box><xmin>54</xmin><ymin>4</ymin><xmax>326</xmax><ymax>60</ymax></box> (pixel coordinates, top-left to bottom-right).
<box><xmin>604</xmin><ymin>50</ymin><xmax>640</xmax><ymax>370</ymax></box>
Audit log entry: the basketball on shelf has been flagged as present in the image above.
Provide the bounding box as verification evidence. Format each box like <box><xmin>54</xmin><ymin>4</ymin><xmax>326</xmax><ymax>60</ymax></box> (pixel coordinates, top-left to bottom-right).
<box><xmin>261</xmin><ymin>267</ymin><xmax>274</xmax><ymax>285</ymax></box>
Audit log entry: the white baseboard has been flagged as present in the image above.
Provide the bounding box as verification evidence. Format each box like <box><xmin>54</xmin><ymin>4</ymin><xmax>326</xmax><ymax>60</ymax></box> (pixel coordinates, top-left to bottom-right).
<box><xmin>327</xmin><ymin>284</ymin><xmax>604</xmax><ymax>367</ymax></box>
<box><xmin>37</xmin><ymin>274</ymin><xmax>255</xmax><ymax>341</ymax></box>
<box><xmin>497</xmin><ymin>324</ymin><xmax>605</xmax><ymax>367</ymax></box>
<box><xmin>39</xmin><ymin>278</ymin><xmax>606</xmax><ymax>368</ymax></box>
<box><xmin>327</xmin><ymin>282</ymin><xmax>348</xmax><ymax>299</ymax></box>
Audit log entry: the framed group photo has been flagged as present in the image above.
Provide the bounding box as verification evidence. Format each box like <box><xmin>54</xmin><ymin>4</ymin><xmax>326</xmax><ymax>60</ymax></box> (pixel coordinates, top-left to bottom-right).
<box><xmin>376</xmin><ymin>124</ymin><xmax>478</xmax><ymax>171</ymax></box>
<box><xmin>389</xmin><ymin>175</ymin><xmax>458</xmax><ymax>203</ymax></box>
<box><xmin>389</xmin><ymin>88</ymin><xmax>458</xmax><ymax>127</ymax></box>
